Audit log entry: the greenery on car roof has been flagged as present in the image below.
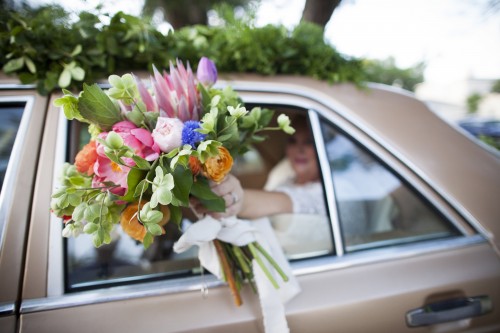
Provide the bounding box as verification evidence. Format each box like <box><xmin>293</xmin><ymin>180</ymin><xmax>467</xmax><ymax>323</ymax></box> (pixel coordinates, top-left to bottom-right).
<box><xmin>0</xmin><ymin>5</ymin><xmax>368</xmax><ymax>95</ymax></box>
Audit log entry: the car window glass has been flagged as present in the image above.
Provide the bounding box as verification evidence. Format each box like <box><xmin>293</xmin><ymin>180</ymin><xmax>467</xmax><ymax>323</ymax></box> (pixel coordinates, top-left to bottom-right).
<box><xmin>0</xmin><ymin>102</ymin><xmax>25</xmax><ymax>193</ymax></box>
<box><xmin>320</xmin><ymin>121</ymin><xmax>459</xmax><ymax>252</ymax></box>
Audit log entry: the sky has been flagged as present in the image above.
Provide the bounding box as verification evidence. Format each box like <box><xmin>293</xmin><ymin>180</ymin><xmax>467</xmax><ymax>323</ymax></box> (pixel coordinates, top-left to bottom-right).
<box><xmin>32</xmin><ymin>0</ymin><xmax>500</xmax><ymax>84</ymax></box>
<box><xmin>256</xmin><ymin>0</ymin><xmax>500</xmax><ymax>83</ymax></box>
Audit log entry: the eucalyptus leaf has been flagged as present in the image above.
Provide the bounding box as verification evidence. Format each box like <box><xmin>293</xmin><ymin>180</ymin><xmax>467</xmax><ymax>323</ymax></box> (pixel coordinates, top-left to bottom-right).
<box><xmin>147</xmin><ymin>223</ymin><xmax>163</xmax><ymax>236</ymax></box>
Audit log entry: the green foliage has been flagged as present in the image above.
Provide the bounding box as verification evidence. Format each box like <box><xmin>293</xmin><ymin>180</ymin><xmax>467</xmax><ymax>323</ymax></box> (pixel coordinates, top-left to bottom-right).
<box><xmin>363</xmin><ymin>57</ymin><xmax>425</xmax><ymax>92</ymax></box>
<box><xmin>466</xmin><ymin>93</ymin><xmax>483</xmax><ymax>114</ymax></box>
<box><xmin>491</xmin><ymin>79</ymin><xmax>500</xmax><ymax>93</ymax></box>
<box><xmin>1</xmin><ymin>5</ymin><xmax>366</xmax><ymax>95</ymax></box>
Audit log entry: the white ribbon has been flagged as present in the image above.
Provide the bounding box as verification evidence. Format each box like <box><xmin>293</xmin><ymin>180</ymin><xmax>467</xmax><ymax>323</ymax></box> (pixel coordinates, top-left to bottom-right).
<box><xmin>173</xmin><ymin>216</ymin><xmax>300</xmax><ymax>333</ymax></box>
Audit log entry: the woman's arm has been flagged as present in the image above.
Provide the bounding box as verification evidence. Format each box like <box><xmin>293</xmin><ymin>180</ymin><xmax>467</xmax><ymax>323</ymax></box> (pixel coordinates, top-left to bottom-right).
<box><xmin>238</xmin><ymin>189</ymin><xmax>293</xmax><ymax>219</ymax></box>
<box><xmin>190</xmin><ymin>174</ymin><xmax>293</xmax><ymax>219</ymax></box>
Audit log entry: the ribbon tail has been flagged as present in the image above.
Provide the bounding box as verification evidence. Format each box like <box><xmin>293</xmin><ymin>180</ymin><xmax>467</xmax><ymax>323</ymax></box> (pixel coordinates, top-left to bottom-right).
<box><xmin>253</xmin><ymin>260</ymin><xmax>290</xmax><ymax>333</ymax></box>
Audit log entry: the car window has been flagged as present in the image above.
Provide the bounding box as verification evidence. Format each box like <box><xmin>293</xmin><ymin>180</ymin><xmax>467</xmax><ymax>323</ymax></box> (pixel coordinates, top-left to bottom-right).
<box><xmin>0</xmin><ymin>102</ymin><xmax>25</xmax><ymax>193</ymax></box>
<box><xmin>63</xmin><ymin>107</ymin><xmax>333</xmax><ymax>291</ymax></box>
<box><xmin>320</xmin><ymin>120</ymin><xmax>460</xmax><ymax>252</ymax></box>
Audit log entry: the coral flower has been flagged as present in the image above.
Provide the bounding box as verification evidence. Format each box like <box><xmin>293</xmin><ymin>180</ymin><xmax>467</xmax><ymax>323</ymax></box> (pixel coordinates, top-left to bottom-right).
<box><xmin>203</xmin><ymin>146</ymin><xmax>233</xmax><ymax>183</ymax></box>
<box><xmin>189</xmin><ymin>156</ymin><xmax>203</xmax><ymax>176</ymax></box>
<box><xmin>75</xmin><ymin>140</ymin><xmax>97</xmax><ymax>176</ymax></box>
<box><xmin>120</xmin><ymin>201</ymin><xmax>171</xmax><ymax>242</ymax></box>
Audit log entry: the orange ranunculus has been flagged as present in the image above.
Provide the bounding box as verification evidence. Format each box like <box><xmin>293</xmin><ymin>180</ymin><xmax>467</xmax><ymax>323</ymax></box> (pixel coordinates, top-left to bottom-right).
<box><xmin>203</xmin><ymin>146</ymin><xmax>233</xmax><ymax>183</ymax></box>
<box><xmin>120</xmin><ymin>201</ymin><xmax>170</xmax><ymax>242</ymax></box>
<box><xmin>75</xmin><ymin>140</ymin><xmax>97</xmax><ymax>176</ymax></box>
<box><xmin>189</xmin><ymin>156</ymin><xmax>203</xmax><ymax>176</ymax></box>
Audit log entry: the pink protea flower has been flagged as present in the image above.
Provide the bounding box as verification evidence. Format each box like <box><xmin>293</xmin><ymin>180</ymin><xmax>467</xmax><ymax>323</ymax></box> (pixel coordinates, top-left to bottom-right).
<box><xmin>151</xmin><ymin>60</ymin><xmax>201</xmax><ymax>121</ymax></box>
<box><xmin>134</xmin><ymin>75</ymin><xmax>158</xmax><ymax>113</ymax></box>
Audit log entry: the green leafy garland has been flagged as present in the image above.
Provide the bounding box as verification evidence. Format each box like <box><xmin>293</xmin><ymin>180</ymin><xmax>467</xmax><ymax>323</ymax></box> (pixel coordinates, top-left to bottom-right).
<box><xmin>0</xmin><ymin>5</ymin><xmax>366</xmax><ymax>95</ymax></box>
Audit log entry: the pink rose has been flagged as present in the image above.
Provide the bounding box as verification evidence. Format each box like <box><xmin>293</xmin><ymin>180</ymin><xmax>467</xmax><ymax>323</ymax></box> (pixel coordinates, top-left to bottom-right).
<box><xmin>112</xmin><ymin>121</ymin><xmax>160</xmax><ymax>161</ymax></box>
<box><xmin>152</xmin><ymin>117</ymin><xmax>184</xmax><ymax>152</ymax></box>
<box><xmin>93</xmin><ymin>121</ymin><xmax>160</xmax><ymax>195</ymax></box>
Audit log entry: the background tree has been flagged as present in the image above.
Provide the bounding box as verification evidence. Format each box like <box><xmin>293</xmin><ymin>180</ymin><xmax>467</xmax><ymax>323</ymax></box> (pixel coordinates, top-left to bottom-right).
<box><xmin>142</xmin><ymin>0</ymin><xmax>253</xmax><ymax>29</ymax></box>
<box><xmin>491</xmin><ymin>79</ymin><xmax>500</xmax><ymax>93</ymax></box>
<box><xmin>466</xmin><ymin>93</ymin><xmax>483</xmax><ymax>114</ymax></box>
<box><xmin>301</xmin><ymin>0</ymin><xmax>342</xmax><ymax>30</ymax></box>
<box><xmin>362</xmin><ymin>57</ymin><xmax>425</xmax><ymax>92</ymax></box>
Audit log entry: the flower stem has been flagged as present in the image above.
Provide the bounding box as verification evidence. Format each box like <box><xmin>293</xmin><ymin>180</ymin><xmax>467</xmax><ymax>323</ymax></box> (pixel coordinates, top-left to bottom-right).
<box><xmin>214</xmin><ymin>239</ymin><xmax>242</xmax><ymax>306</ymax></box>
<box><xmin>253</xmin><ymin>242</ymin><xmax>289</xmax><ymax>282</ymax></box>
<box><xmin>248</xmin><ymin>243</ymin><xmax>279</xmax><ymax>289</ymax></box>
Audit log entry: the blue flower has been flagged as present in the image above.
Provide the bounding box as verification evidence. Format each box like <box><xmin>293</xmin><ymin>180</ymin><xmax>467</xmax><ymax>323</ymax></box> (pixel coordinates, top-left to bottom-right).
<box><xmin>182</xmin><ymin>121</ymin><xmax>206</xmax><ymax>147</ymax></box>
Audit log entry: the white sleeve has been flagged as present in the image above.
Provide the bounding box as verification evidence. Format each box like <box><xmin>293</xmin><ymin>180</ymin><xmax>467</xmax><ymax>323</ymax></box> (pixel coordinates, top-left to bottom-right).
<box><xmin>275</xmin><ymin>182</ymin><xmax>326</xmax><ymax>215</ymax></box>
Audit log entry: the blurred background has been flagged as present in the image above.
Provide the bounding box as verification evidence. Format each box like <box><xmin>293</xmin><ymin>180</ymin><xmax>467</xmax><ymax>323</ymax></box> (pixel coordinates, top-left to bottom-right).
<box><xmin>2</xmin><ymin>0</ymin><xmax>500</xmax><ymax>148</ymax></box>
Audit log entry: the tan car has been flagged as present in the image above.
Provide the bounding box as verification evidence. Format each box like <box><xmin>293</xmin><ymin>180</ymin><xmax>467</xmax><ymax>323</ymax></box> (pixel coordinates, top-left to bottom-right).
<box><xmin>0</xmin><ymin>74</ymin><xmax>499</xmax><ymax>333</ymax></box>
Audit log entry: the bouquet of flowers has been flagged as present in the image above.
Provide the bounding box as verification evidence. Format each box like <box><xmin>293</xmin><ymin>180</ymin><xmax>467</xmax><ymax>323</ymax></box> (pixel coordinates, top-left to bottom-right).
<box><xmin>50</xmin><ymin>57</ymin><xmax>295</xmax><ymax>307</ymax></box>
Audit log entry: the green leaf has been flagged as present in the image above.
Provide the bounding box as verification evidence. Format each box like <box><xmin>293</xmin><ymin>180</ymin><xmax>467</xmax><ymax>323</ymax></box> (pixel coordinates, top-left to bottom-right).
<box><xmin>72</xmin><ymin>202</ymin><xmax>88</xmax><ymax>222</ymax></box>
<box><xmin>146</xmin><ymin>223</ymin><xmax>163</xmax><ymax>236</ymax></box>
<box><xmin>169</xmin><ymin>205</ymin><xmax>182</xmax><ymax>226</ymax></box>
<box><xmin>143</xmin><ymin>233</ymin><xmax>153</xmax><ymax>249</ymax></box>
<box><xmin>58</xmin><ymin>69</ymin><xmax>71</xmax><ymax>88</ymax></box>
<box><xmin>2</xmin><ymin>57</ymin><xmax>24</xmax><ymax>73</ymax></box>
<box><xmin>171</xmin><ymin>166</ymin><xmax>193</xmax><ymax>206</ymax></box>
<box><xmin>133</xmin><ymin>179</ymin><xmax>149</xmax><ymax>198</ymax></box>
<box><xmin>121</xmin><ymin>168</ymin><xmax>146</xmax><ymax>202</ymax></box>
<box><xmin>131</xmin><ymin>155</ymin><xmax>151</xmax><ymax>170</ymax></box>
<box><xmin>53</xmin><ymin>93</ymin><xmax>82</xmax><ymax>121</ymax></box>
<box><xmin>83</xmin><ymin>222</ymin><xmax>99</xmax><ymax>234</ymax></box>
<box><xmin>71</xmin><ymin>66</ymin><xmax>85</xmax><ymax>81</ymax></box>
<box><xmin>71</xmin><ymin>44</ymin><xmax>82</xmax><ymax>57</ymax></box>
<box><xmin>78</xmin><ymin>83</ymin><xmax>122</xmax><ymax>131</ymax></box>
<box><xmin>24</xmin><ymin>57</ymin><xmax>36</xmax><ymax>74</ymax></box>
<box><xmin>190</xmin><ymin>179</ymin><xmax>225</xmax><ymax>212</ymax></box>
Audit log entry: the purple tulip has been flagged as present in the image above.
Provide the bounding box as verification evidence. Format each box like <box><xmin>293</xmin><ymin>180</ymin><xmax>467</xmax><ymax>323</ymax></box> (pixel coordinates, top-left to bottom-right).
<box><xmin>196</xmin><ymin>57</ymin><xmax>218</xmax><ymax>86</ymax></box>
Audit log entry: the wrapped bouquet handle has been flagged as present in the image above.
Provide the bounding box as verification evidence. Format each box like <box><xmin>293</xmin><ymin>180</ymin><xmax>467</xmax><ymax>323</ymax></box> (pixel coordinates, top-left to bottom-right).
<box><xmin>174</xmin><ymin>216</ymin><xmax>300</xmax><ymax>333</ymax></box>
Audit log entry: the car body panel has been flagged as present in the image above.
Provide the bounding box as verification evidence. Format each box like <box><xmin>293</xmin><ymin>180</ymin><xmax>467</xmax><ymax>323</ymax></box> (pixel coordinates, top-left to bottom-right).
<box><xmin>0</xmin><ymin>75</ymin><xmax>499</xmax><ymax>332</ymax></box>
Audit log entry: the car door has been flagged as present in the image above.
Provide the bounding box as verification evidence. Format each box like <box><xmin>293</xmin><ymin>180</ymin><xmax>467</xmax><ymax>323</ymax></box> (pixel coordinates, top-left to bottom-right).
<box><xmin>18</xmin><ymin>77</ymin><xmax>500</xmax><ymax>333</ymax></box>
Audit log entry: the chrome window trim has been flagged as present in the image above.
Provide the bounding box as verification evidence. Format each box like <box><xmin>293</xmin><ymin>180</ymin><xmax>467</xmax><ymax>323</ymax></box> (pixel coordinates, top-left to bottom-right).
<box><xmin>47</xmin><ymin>109</ymin><xmax>67</xmax><ymax>297</ymax></box>
<box><xmin>231</xmin><ymin>82</ymin><xmax>477</xmax><ymax>236</ymax></box>
<box><xmin>0</xmin><ymin>83</ymin><xmax>37</xmax><ymax>90</ymax></box>
<box><xmin>308</xmin><ymin>110</ymin><xmax>343</xmax><ymax>256</ymax></box>
<box><xmin>24</xmin><ymin>235</ymin><xmax>486</xmax><ymax>314</ymax></box>
<box><xmin>292</xmin><ymin>234</ymin><xmax>486</xmax><ymax>276</ymax></box>
<box><xmin>0</xmin><ymin>95</ymin><xmax>35</xmax><ymax>250</ymax></box>
<box><xmin>0</xmin><ymin>302</ymin><xmax>15</xmax><ymax>316</ymax></box>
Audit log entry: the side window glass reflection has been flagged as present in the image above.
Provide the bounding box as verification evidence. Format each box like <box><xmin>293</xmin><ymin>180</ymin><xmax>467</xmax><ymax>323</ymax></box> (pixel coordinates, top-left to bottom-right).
<box><xmin>321</xmin><ymin>121</ymin><xmax>459</xmax><ymax>252</ymax></box>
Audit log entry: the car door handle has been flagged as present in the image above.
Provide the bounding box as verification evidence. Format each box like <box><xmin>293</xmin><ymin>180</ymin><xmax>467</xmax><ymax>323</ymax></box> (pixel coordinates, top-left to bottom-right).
<box><xmin>406</xmin><ymin>295</ymin><xmax>492</xmax><ymax>327</ymax></box>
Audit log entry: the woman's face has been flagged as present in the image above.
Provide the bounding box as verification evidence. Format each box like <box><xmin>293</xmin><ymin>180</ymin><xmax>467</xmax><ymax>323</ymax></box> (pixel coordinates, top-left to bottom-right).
<box><xmin>286</xmin><ymin>124</ymin><xmax>319</xmax><ymax>184</ymax></box>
